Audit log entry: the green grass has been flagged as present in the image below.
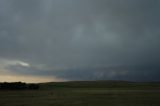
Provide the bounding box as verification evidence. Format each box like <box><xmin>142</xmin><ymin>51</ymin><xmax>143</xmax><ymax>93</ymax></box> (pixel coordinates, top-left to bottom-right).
<box><xmin>0</xmin><ymin>81</ymin><xmax>160</xmax><ymax>106</ymax></box>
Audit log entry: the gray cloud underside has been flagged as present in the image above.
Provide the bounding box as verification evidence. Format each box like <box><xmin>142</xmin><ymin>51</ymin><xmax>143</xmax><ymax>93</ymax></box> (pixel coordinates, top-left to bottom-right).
<box><xmin>0</xmin><ymin>0</ymin><xmax>160</xmax><ymax>81</ymax></box>
<box><xmin>6</xmin><ymin>63</ymin><xmax>160</xmax><ymax>81</ymax></box>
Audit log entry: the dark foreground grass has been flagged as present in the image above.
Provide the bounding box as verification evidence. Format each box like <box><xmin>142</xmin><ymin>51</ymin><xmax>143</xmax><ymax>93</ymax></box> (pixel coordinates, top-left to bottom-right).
<box><xmin>0</xmin><ymin>81</ymin><xmax>160</xmax><ymax>106</ymax></box>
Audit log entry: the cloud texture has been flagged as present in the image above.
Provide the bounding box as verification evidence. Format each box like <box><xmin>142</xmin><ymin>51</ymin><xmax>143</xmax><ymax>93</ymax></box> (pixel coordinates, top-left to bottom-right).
<box><xmin>0</xmin><ymin>0</ymin><xmax>160</xmax><ymax>82</ymax></box>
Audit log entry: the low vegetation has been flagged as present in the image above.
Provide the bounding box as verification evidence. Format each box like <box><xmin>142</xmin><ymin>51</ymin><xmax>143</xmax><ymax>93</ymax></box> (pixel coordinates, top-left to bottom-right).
<box><xmin>0</xmin><ymin>81</ymin><xmax>160</xmax><ymax>106</ymax></box>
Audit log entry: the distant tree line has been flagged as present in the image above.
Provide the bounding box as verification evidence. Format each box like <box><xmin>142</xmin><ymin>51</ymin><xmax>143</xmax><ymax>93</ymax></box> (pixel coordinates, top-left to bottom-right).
<box><xmin>0</xmin><ymin>82</ymin><xmax>39</xmax><ymax>90</ymax></box>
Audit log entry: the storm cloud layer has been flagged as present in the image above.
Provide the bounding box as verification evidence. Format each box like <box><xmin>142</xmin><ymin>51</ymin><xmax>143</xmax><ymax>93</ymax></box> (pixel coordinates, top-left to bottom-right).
<box><xmin>0</xmin><ymin>0</ymin><xmax>160</xmax><ymax>82</ymax></box>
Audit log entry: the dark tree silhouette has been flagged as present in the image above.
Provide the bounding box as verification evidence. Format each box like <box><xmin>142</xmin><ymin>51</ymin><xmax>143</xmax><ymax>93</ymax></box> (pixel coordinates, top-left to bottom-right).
<box><xmin>0</xmin><ymin>82</ymin><xmax>39</xmax><ymax>90</ymax></box>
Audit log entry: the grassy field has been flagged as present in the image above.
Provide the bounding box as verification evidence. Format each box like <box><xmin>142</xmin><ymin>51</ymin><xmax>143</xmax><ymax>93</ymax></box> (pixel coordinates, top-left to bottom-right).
<box><xmin>0</xmin><ymin>81</ymin><xmax>160</xmax><ymax>106</ymax></box>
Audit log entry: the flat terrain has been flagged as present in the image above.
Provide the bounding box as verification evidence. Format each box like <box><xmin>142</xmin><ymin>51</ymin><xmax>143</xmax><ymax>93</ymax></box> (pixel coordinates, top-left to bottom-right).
<box><xmin>0</xmin><ymin>81</ymin><xmax>160</xmax><ymax>106</ymax></box>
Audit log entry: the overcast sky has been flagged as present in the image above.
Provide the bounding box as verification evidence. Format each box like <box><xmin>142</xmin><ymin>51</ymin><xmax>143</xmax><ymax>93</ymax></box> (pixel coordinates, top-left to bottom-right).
<box><xmin>0</xmin><ymin>0</ymin><xmax>160</xmax><ymax>82</ymax></box>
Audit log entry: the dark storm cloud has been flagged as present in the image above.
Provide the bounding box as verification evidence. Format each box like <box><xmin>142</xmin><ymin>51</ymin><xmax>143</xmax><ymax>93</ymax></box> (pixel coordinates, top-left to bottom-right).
<box><xmin>0</xmin><ymin>0</ymin><xmax>160</xmax><ymax>81</ymax></box>
<box><xmin>6</xmin><ymin>63</ymin><xmax>160</xmax><ymax>82</ymax></box>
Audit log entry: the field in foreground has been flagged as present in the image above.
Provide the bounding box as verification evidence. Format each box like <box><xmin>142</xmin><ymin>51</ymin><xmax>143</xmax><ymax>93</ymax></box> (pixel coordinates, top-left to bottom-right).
<box><xmin>0</xmin><ymin>81</ymin><xmax>160</xmax><ymax>106</ymax></box>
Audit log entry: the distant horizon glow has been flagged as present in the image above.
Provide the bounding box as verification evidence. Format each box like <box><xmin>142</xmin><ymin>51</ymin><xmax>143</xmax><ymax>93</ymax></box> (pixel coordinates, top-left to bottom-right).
<box><xmin>0</xmin><ymin>75</ymin><xmax>66</xmax><ymax>83</ymax></box>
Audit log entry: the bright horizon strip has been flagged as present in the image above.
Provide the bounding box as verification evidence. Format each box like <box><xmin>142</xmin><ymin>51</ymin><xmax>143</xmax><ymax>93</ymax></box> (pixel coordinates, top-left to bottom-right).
<box><xmin>0</xmin><ymin>75</ymin><xmax>66</xmax><ymax>83</ymax></box>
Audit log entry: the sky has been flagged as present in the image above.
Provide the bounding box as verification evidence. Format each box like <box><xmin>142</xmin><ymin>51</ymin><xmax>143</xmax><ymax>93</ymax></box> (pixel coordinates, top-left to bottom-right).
<box><xmin>0</xmin><ymin>0</ymin><xmax>160</xmax><ymax>83</ymax></box>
